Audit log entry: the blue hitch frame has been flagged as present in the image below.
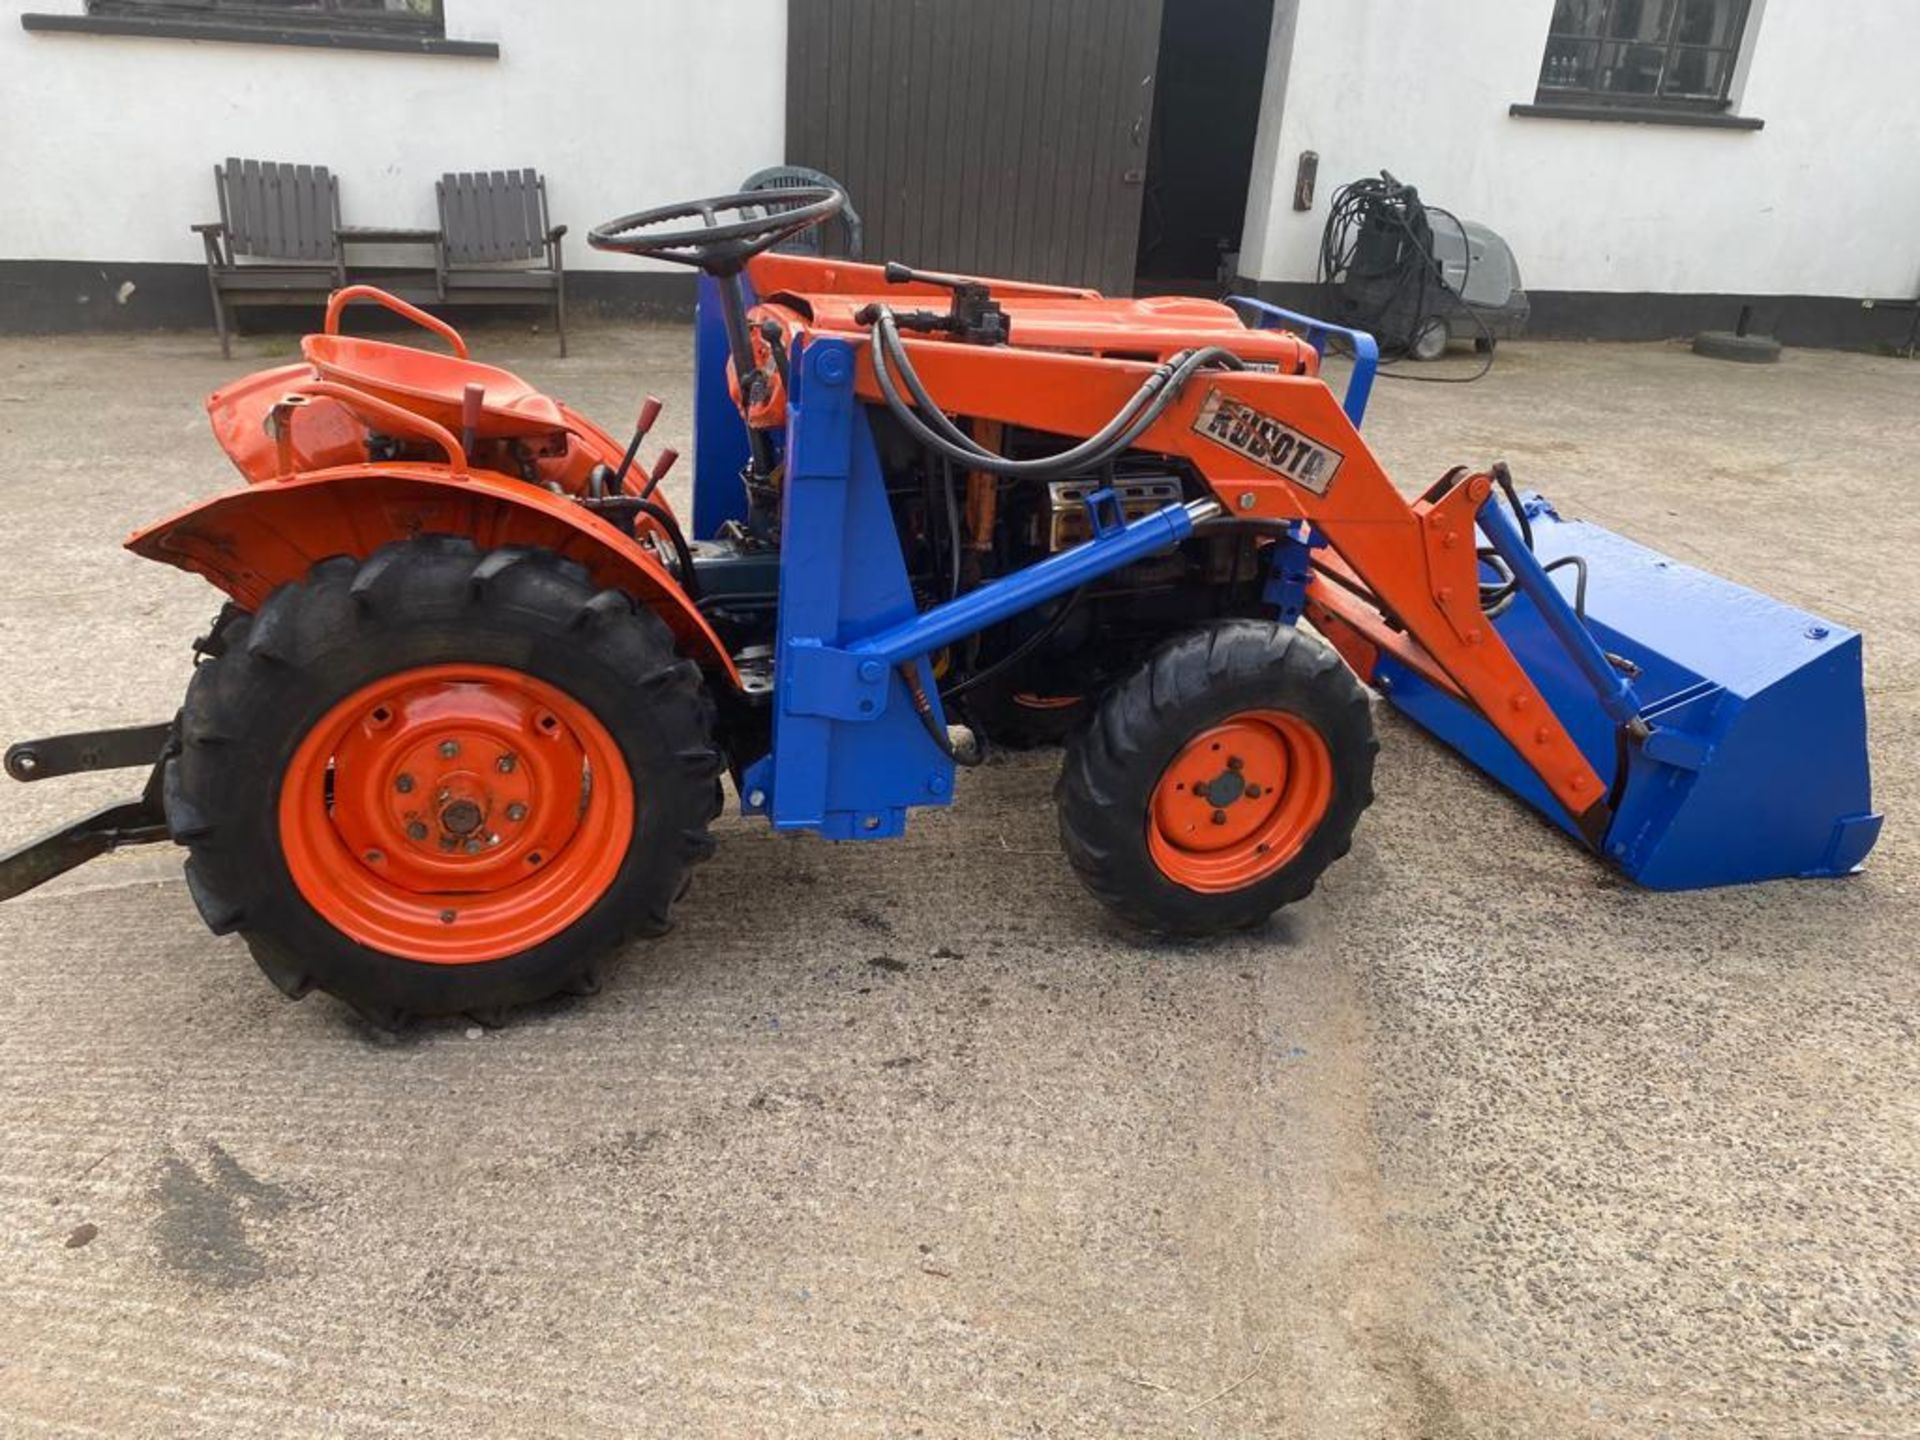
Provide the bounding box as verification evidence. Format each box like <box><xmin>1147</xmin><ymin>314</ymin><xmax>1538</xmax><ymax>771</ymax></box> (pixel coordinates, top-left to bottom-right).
<box><xmin>736</xmin><ymin>336</ymin><xmax>1213</xmax><ymax>841</ymax></box>
<box><xmin>1227</xmin><ymin>296</ymin><xmax>1380</xmax><ymax>427</ymax></box>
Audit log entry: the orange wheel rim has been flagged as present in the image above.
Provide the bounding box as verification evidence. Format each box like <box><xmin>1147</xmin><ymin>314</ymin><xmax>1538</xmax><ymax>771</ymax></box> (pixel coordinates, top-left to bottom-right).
<box><xmin>1146</xmin><ymin>709</ymin><xmax>1333</xmax><ymax>894</ymax></box>
<box><xmin>278</xmin><ymin>664</ymin><xmax>633</xmax><ymax>964</ymax></box>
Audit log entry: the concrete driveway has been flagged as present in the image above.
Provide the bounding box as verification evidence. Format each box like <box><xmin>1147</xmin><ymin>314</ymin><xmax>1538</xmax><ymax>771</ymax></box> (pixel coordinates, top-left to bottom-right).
<box><xmin>0</xmin><ymin>321</ymin><xmax>1913</xmax><ymax>1438</ymax></box>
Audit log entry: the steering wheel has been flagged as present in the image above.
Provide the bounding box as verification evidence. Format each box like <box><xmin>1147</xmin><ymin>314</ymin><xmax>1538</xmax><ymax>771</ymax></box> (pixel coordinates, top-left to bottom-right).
<box><xmin>587</xmin><ymin>187</ymin><xmax>844</xmax><ymax>275</ymax></box>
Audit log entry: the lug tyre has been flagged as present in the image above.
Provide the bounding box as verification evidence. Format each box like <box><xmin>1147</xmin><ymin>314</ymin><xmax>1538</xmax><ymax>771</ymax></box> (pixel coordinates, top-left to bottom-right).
<box><xmin>1056</xmin><ymin>621</ymin><xmax>1375</xmax><ymax>935</ymax></box>
<box><xmin>166</xmin><ymin>536</ymin><xmax>723</xmax><ymax>1026</ymax></box>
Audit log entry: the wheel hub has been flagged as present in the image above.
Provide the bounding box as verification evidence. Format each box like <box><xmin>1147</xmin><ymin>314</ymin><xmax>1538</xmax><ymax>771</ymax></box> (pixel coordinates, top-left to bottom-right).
<box><xmin>1196</xmin><ymin>766</ymin><xmax>1248</xmax><ymax>809</ymax></box>
<box><xmin>279</xmin><ymin>664</ymin><xmax>634</xmax><ymax>964</ymax></box>
<box><xmin>439</xmin><ymin>795</ymin><xmax>485</xmax><ymax>837</ymax></box>
<box><xmin>1146</xmin><ymin>710</ymin><xmax>1333</xmax><ymax>892</ymax></box>
<box><xmin>355</xmin><ymin>699</ymin><xmax>568</xmax><ymax>890</ymax></box>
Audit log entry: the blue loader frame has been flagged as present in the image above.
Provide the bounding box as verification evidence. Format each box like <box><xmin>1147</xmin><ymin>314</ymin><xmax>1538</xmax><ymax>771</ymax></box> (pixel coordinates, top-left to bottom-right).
<box><xmin>733</xmin><ymin>335</ymin><xmax>1211</xmax><ymax>841</ymax></box>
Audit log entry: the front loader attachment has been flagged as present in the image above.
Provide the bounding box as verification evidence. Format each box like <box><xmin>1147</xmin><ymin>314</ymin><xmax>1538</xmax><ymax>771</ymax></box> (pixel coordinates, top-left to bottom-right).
<box><xmin>1322</xmin><ymin>491</ymin><xmax>1880</xmax><ymax>889</ymax></box>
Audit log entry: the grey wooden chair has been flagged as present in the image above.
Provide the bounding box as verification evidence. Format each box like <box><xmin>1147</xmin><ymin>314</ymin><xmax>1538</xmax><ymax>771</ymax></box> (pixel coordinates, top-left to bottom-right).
<box><xmin>193</xmin><ymin>158</ymin><xmax>347</xmax><ymax>358</ymax></box>
<box><xmin>738</xmin><ymin>165</ymin><xmax>863</xmax><ymax>259</ymax></box>
<box><xmin>434</xmin><ymin>169</ymin><xmax>568</xmax><ymax>355</ymax></box>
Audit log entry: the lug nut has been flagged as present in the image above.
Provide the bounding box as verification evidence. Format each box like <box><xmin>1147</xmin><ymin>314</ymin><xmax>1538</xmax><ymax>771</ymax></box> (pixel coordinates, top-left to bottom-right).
<box><xmin>505</xmin><ymin>802</ymin><xmax>528</xmax><ymax>822</ymax></box>
<box><xmin>406</xmin><ymin>821</ymin><xmax>428</xmax><ymax>841</ymax></box>
<box><xmin>497</xmin><ymin>754</ymin><xmax>517</xmax><ymax>774</ymax></box>
<box><xmin>1246</xmin><ymin>784</ymin><xmax>1263</xmax><ymax>799</ymax></box>
<box><xmin>1227</xmin><ymin>756</ymin><xmax>1244</xmax><ymax>772</ymax></box>
<box><xmin>1211</xmin><ymin>809</ymin><xmax>1228</xmax><ymax>825</ymax></box>
<box><xmin>439</xmin><ymin>909</ymin><xmax>456</xmax><ymax>924</ymax></box>
<box><xmin>463</xmin><ymin>838</ymin><xmax>483</xmax><ymax>855</ymax></box>
<box><xmin>439</xmin><ymin>740</ymin><xmax>460</xmax><ymax>759</ymax></box>
<box><xmin>395</xmin><ymin>773</ymin><xmax>415</xmax><ymax>794</ymax></box>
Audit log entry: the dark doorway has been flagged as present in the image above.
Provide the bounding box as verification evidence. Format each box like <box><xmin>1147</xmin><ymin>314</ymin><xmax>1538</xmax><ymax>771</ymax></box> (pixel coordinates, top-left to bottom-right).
<box><xmin>1133</xmin><ymin>0</ymin><xmax>1275</xmax><ymax>293</ymax></box>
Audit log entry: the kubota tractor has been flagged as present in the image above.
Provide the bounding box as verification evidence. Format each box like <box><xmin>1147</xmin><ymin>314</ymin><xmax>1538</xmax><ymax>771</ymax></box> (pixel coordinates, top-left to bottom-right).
<box><xmin>0</xmin><ymin>188</ymin><xmax>1881</xmax><ymax>1026</ymax></box>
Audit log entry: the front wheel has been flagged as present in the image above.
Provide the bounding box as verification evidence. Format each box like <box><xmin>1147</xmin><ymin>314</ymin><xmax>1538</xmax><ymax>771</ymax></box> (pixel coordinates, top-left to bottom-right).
<box><xmin>1056</xmin><ymin>622</ymin><xmax>1375</xmax><ymax>935</ymax></box>
<box><xmin>166</xmin><ymin>537</ymin><xmax>723</xmax><ymax>1026</ymax></box>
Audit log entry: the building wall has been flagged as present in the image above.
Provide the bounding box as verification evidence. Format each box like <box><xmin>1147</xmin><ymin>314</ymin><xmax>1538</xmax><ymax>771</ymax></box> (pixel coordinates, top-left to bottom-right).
<box><xmin>0</xmin><ymin>0</ymin><xmax>786</xmax><ymax>326</ymax></box>
<box><xmin>1237</xmin><ymin>0</ymin><xmax>1920</xmax><ymax>341</ymax></box>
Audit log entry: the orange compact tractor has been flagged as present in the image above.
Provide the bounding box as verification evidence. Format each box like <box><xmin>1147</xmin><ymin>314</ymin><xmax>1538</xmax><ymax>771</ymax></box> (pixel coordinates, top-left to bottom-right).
<box><xmin>1</xmin><ymin>189</ymin><xmax>1879</xmax><ymax>1025</ymax></box>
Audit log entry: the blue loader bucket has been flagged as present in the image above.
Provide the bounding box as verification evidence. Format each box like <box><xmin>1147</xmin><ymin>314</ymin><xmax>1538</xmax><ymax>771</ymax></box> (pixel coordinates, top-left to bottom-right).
<box><xmin>1376</xmin><ymin>493</ymin><xmax>1881</xmax><ymax>890</ymax></box>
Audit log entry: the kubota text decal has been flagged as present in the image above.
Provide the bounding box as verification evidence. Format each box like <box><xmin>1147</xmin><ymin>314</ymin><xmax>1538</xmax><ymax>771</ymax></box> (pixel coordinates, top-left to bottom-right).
<box><xmin>1193</xmin><ymin>390</ymin><xmax>1343</xmax><ymax>495</ymax></box>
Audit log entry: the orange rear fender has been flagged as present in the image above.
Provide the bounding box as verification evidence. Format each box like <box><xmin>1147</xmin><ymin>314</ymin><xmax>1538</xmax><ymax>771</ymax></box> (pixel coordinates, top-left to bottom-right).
<box><xmin>126</xmin><ymin>464</ymin><xmax>739</xmax><ymax>686</ymax></box>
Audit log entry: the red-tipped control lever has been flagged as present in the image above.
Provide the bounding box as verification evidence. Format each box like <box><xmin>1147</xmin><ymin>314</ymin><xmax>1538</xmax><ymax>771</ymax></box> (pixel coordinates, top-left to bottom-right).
<box><xmin>460</xmin><ymin>383</ymin><xmax>486</xmax><ymax>460</ymax></box>
<box><xmin>637</xmin><ymin>447</ymin><xmax>680</xmax><ymax>502</ymax></box>
<box><xmin>611</xmin><ymin>395</ymin><xmax>664</xmax><ymax>492</ymax></box>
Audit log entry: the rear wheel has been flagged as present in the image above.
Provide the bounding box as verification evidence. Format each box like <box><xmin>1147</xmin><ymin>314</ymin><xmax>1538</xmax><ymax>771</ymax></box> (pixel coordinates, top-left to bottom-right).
<box><xmin>166</xmin><ymin>537</ymin><xmax>722</xmax><ymax>1025</ymax></box>
<box><xmin>1411</xmin><ymin>316</ymin><xmax>1451</xmax><ymax>361</ymax></box>
<box><xmin>1056</xmin><ymin>621</ymin><xmax>1375</xmax><ymax>935</ymax></box>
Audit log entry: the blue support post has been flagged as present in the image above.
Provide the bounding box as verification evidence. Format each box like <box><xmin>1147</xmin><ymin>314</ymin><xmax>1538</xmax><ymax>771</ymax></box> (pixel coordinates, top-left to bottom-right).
<box><xmin>740</xmin><ymin>337</ymin><xmax>950</xmax><ymax>840</ymax></box>
<box><xmin>691</xmin><ymin>274</ymin><xmax>753</xmax><ymax>539</ymax></box>
<box><xmin>1261</xmin><ymin>520</ymin><xmax>1320</xmax><ymax>624</ymax></box>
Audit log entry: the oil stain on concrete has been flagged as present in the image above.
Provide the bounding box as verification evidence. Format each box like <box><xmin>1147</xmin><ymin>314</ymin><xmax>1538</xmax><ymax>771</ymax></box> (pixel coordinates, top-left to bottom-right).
<box><xmin>150</xmin><ymin>1141</ymin><xmax>295</xmax><ymax>1289</ymax></box>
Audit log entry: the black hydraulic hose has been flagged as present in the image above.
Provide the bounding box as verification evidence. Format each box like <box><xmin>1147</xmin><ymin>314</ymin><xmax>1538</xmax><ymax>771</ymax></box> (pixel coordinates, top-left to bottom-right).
<box><xmin>942</xmin><ymin>585</ymin><xmax>1088</xmax><ymax>703</ymax></box>
<box><xmin>939</xmin><ymin>455</ymin><xmax>963</xmax><ymax>600</ymax></box>
<box><xmin>582</xmin><ymin>497</ymin><xmax>700</xmax><ymax>602</ymax></box>
<box><xmin>899</xmin><ymin>663</ymin><xmax>985</xmax><ymax>767</ymax></box>
<box><xmin>867</xmin><ymin>309</ymin><xmax>1244</xmax><ymax>479</ymax></box>
<box><xmin>873</xmin><ymin>310</ymin><xmax>1162</xmax><ymax>459</ymax></box>
<box><xmin>1489</xmin><ymin>460</ymin><xmax>1532</xmax><ymax>550</ymax></box>
<box><xmin>880</xmin><ymin>315</ymin><xmax>1241</xmax><ymax>474</ymax></box>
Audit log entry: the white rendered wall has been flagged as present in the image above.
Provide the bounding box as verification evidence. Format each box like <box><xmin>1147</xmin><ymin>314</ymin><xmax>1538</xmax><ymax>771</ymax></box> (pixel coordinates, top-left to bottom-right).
<box><xmin>0</xmin><ymin>0</ymin><xmax>787</xmax><ymax>272</ymax></box>
<box><xmin>1238</xmin><ymin>0</ymin><xmax>1920</xmax><ymax>299</ymax></box>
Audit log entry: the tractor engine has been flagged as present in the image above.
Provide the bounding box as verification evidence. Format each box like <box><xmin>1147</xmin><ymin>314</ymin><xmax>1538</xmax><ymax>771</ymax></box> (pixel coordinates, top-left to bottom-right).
<box><xmin>689</xmin><ymin>408</ymin><xmax>1267</xmax><ymax>747</ymax></box>
<box><xmin>868</xmin><ymin>413</ymin><xmax>1268</xmax><ymax>744</ymax></box>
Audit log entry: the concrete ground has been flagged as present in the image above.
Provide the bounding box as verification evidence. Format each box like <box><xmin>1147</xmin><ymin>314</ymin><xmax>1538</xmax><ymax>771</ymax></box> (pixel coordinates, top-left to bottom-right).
<box><xmin>0</xmin><ymin>318</ymin><xmax>1913</xmax><ymax>1440</ymax></box>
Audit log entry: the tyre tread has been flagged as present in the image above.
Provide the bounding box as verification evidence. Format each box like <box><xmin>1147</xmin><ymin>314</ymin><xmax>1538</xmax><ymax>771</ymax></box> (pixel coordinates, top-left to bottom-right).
<box><xmin>1057</xmin><ymin>620</ymin><xmax>1375</xmax><ymax>936</ymax></box>
<box><xmin>165</xmin><ymin>537</ymin><xmax>722</xmax><ymax>1026</ymax></box>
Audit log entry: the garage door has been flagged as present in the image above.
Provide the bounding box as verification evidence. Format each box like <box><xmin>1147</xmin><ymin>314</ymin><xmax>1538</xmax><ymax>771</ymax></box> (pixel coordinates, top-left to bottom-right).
<box><xmin>785</xmin><ymin>0</ymin><xmax>1164</xmax><ymax>294</ymax></box>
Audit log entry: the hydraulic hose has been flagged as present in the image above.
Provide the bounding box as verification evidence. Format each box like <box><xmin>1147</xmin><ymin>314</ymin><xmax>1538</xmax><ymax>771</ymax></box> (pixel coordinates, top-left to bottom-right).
<box><xmin>866</xmin><ymin>309</ymin><xmax>1245</xmax><ymax>479</ymax></box>
<box><xmin>579</xmin><ymin>496</ymin><xmax>700</xmax><ymax>601</ymax></box>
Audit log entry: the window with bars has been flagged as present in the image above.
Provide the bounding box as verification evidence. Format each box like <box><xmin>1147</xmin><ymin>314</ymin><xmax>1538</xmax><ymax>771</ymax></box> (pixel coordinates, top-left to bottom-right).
<box><xmin>85</xmin><ymin>0</ymin><xmax>443</xmax><ymax>35</ymax></box>
<box><xmin>1536</xmin><ymin>0</ymin><xmax>1751</xmax><ymax>110</ymax></box>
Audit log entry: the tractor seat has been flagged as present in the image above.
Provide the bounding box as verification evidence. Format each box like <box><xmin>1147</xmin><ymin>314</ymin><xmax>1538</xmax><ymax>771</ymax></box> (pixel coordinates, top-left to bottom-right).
<box><xmin>301</xmin><ymin>334</ymin><xmax>567</xmax><ymax>440</ymax></box>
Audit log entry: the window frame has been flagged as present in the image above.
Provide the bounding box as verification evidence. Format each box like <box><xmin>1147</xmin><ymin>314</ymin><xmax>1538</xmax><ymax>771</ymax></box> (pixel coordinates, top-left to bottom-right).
<box><xmin>1534</xmin><ymin>0</ymin><xmax>1752</xmax><ymax>114</ymax></box>
<box><xmin>84</xmin><ymin>0</ymin><xmax>445</xmax><ymax>38</ymax></box>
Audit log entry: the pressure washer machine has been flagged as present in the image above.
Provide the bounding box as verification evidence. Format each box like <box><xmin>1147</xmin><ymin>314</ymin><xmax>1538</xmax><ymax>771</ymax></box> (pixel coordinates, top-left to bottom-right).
<box><xmin>1323</xmin><ymin>171</ymin><xmax>1530</xmax><ymax>360</ymax></box>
